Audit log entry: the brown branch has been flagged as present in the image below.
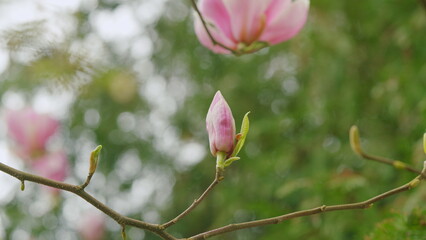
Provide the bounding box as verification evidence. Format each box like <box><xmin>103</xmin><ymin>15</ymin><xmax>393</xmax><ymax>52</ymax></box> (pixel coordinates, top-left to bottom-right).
<box><xmin>161</xmin><ymin>167</ymin><xmax>224</xmax><ymax>229</ymax></box>
<box><xmin>349</xmin><ymin>126</ymin><xmax>422</xmax><ymax>175</ymax></box>
<box><xmin>420</xmin><ymin>0</ymin><xmax>426</xmax><ymax>11</ymax></box>
<box><xmin>190</xmin><ymin>0</ymin><xmax>237</xmax><ymax>54</ymax></box>
<box><xmin>79</xmin><ymin>172</ymin><xmax>94</xmax><ymax>189</ymax></box>
<box><xmin>0</xmin><ymin>162</ymin><xmax>176</xmax><ymax>240</ymax></box>
<box><xmin>357</xmin><ymin>151</ymin><xmax>421</xmax><ymax>174</ymax></box>
<box><xmin>1</xmin><ymin>126</ymin><xmax>425</xmax><ymax>239</ymax></box>
<box><xmin>186</xmin><ymin>163</ymin><xmax>426</xmax><ymax>240</ymax></box>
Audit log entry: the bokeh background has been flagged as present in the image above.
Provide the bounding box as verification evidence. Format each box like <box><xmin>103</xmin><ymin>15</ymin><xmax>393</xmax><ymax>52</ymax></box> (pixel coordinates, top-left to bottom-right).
<box><xmin>0</xmin><ymin>0</ymin><xmax>426</xmax><ymax>239</ymax></box>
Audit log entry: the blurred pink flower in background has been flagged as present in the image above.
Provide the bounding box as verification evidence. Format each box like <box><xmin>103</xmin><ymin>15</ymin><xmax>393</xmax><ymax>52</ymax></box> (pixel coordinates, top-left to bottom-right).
<box><xmin>6</xmin><ymin>108</ymin><xmax>59</xmax><ymax>159</ymax></box>
<box><xmin>206</xmin><ymin>91</ymin><xmax>236</xmax><ymax>156</ymax></box>
<box><xmin>78</xmin><ymin>212</ymin><xmax>106</xmax><ymax>240</ymax></box>
<box><xmin>32</xmin><ymin>151</ymin><xmax>69</xmax><ymax>182</ymax></box>
<box><xmin>31</xmin><ymin>150</ymin><xmax>69</xmax><ymax>193</ymax></box>
<box><xmin>5</xmin><ymin>107</ymin><xmax>70</xmax><ymax>194</ymax></box>
<box><xmin>194</xmin><ymin>0</ymin><xmax>310</xmax><ymax>54</ymax></box>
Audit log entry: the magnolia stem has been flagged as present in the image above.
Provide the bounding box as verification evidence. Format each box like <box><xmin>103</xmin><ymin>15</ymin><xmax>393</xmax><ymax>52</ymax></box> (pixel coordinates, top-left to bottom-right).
<box><xmin>349</xmin><ymin>126</ymin><xmax>421</xmax><ymax>175</ymax></box>
<box><xmin>79</xmin><ymin>172</ymin><xmax>94</xmax><ymax>189</ymax></box>
<box><xmin>1</xmin><ymin>130</ymin><xmax>425</xmax><ymax>240</ymax></box>
<box><xmin>185</xmin><ymin>164</ymin><xmax>426</xmax><ymax>240</ymax></box>
<box><xmin>358</xmin><ymin>151</ymin><xmax>421</xmax><ymax>174</ymax></box>
<box><xmin>189</xmin><ymin>0</ymin><xmax>237</xmax><ymax>54</ymax></box>
<box><xmin>0</xmin><ymin>162</ymin><xmax>176</xmax><ymax>240</ymax></box>
<box><xmin>161</xmin><ymin>167</ymin><xmax>224</xmax><ymax>229</ymax></box>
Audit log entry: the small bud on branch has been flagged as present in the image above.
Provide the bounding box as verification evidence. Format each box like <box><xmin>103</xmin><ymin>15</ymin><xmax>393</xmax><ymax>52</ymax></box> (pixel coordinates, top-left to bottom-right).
<box><xmin>349</xmin><ymin>126</ymin><xmax>421</xmax><ymax>175</ymax></box>
<box><xmin>80</xmin><ymin>145</ymin><xmax>102</xmax><ymax>190</ymax></box>
<box><xmin>349</xmin><ymin>125</ymin><xmax>362</xmax><ymax>156</ymax></box>
<box><xmin>89</xmin><ymin>145</ymin><xmax>102</xmax><ymax>175</ymax></box>
<box><xmin>206</xmin><ymin>91</ymin><xmax>236</xmax><ymax>157</ymax></box>
<box><xmin>423</xmin><ymin>133</ymin><xmax>426</xmax><ymax>154</ymax></box>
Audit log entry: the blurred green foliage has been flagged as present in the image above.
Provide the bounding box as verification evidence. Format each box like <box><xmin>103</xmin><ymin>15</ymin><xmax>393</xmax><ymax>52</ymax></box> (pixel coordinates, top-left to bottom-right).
<box><xmin>0</xmin><ymin>0</ymin><xmax>426</xmax><ymax>240</ymax></box>
<box><xmin>366</xmin><ymin>209</ymin><xmax>426</xmax><ymax>240</ymax></box>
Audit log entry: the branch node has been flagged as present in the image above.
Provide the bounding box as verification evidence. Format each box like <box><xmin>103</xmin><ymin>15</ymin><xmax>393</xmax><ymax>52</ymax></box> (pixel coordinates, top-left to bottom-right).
<box><xmin>216</xmin><ymin>167</ymin><xmax>225</xmax><ymax>181</ymax></box>
<box><xmin>408</xmin><ymin>178</ymin><xmax>421</xmax><ymax>189</ymax></box>
<box><xmin>320</xmin><ymin>205</ymin><xmax>327</xmax><ymax>212</ymax></box>
<box><xmin>393</xmin><ymin>161</ymin><xmax>407</xmax><ymax>170</ymax></box>
<box><xmin>158</xmin><ymin>224</ymin><xmax>166</xmax><ymax>230</ymax></box>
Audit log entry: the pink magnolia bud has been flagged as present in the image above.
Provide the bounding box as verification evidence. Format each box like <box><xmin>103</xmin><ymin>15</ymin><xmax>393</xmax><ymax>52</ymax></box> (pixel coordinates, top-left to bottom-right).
<box><xmin>31</xmin><ymin>151</ymin><xmax>69</xmax><ymax>193</ymax></box>
<box><xmin>194</xmin><ymin>0</ymin><xmax>310</xmax><ymax>54</ymax></box>
<box><xmin>206</xmin><ymin>91</ymin><xmax>236</xmax><ymax>156</ymax></box>
<box><xmin>6</xmin><ymin>108</ymin><xmax>59</xmax><ymax>159</ymax></box>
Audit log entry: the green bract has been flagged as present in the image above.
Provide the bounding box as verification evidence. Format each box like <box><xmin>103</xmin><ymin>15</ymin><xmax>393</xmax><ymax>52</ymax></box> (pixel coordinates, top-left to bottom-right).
<box><xmin>230</xmin><ymin>112</ymin><xmax>250</xmax><ymax>158</ymax></box>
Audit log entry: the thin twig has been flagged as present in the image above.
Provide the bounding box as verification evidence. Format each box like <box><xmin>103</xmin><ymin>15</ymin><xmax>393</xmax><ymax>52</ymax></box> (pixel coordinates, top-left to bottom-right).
<box><xmin>79</xmin><ymin>172</ymin><xmax>94</xmax><ymax>190</ymax></box>
<box><xmin>1</xmin><ymin>126</ymin><xmax>425</xmax><ymax>240</ymax></box>
<box><xmin>0</xmin><ymin>162</ymin><xmax>176</xmax><ymax>240</ymax></box>
<box><xmin>186</xmin><ymin>164</ymin><xmax>426</xmax><ymax>240</ymax></box>
<box><xmin>357</xmin><ymin>152</ymin><xmax>421</xmax><ymax>174</ymax></box>
<box><xmin>161</xmin><ymin>167</ymin><xmax>224</xmax><ymax>229</ymax></box>
<box><xmin>190</xmin><ymin>0</ymin><xmax>237</xmax><ymax>54</ymax></box>
<box><xmin>121</xmin><ymin>225</ymin><xmax>127</xmax><ymax>240</ymax></box>
<box><xmin>349</xmin><ymin>126</ymin><xmax>422</xmax><ymax>175</ymax></box>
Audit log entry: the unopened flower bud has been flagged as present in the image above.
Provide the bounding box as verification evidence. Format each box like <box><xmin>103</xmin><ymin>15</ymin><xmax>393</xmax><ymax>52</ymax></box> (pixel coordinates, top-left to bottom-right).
<box><xmin>206</xmin><ymin>91</ymin><xmax>236</xmax><ymax>156</ymax></box>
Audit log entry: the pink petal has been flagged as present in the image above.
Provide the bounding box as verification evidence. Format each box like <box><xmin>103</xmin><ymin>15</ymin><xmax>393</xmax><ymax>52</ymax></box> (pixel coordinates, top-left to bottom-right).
<box><xmin>194</xmin><ymin>0</ymin><xmax>237</xmax><ymax>53</ymax></box>
<box><xmin>34</xmin><ymin>114</ymin><xmax>59</xmax><ymax>149</ymax></box>
<box><xmin>6</xmin><ymin>108</ymin><xmax>59</xmax><ymax>157</ymax></box>
<box><xmin>260</xmin><ymin>0</ymin><xmax>310</xmax><ymax>44</ymax></box>
<box><xmin>206</xmin><ymin>92</ymin><xmax>220</xmax><ymax>155</ymax></box>
<box><xmin>222</xmin><ymin>0</ymin><xmax>274</xmax><ymax>44</ymax></box>
<box><xmin>212</xmin><ymin>98</ymin><xmax>235</xmax><ymax>154</ymax></box>
<box><xmin>208</xmin><ymin>91</ymin><xmax>224</xmax><ymax>113</ymax></box>
<box><xmin>206</xmin><ymin>91</ymin><xmax>235</xmax><ymax>156</ymax></box>
<box><xmin>32</xmin><ymin>151</ymin><xmax>69</xmax><ymax>182</ymax></box>
<box><xmin>200</xmin><ymin>0</ymin><xmax>235</xmax><ymax>42</ymax></box>
<box><xmin>6</xmin><ymin>110</ymin><xmax>32</xmax><ymax>148</ymax></box>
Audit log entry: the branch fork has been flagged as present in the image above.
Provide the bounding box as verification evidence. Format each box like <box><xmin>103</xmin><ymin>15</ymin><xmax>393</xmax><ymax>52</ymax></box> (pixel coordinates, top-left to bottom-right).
<box><xmin>0</xmin><ymin>126</ymin><xmax>425</xmax><ymax>239</ymax></box>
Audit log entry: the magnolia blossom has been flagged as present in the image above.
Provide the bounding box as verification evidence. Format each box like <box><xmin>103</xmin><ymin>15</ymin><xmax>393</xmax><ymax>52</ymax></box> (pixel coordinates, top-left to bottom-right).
<box><xmin>206</xmin><ymin>91</ymin><xmax>236</xmax><ymax>156</ymax></box>
<box><xmin>6</xmin><ymin>108</ymin><xmax>59</xmax><ymax>159</ymax></box>
<box><xmin>194</xmin><ymin>0</ymin><xmax>310</xmax><ymax>54</ymax></box>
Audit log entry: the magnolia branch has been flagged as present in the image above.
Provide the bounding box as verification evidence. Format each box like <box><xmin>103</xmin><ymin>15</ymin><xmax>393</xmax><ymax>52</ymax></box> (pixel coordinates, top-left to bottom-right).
<box><xmin>1</xmin><ymin>127</ymin><xmax>426</xmax><ymax>240</ymax></box>
<box><xmin>0</xmin><ymin>161</ymin><xmax>176</xmax><ymax>240</ymax></box>
<box><xmin>186</xmin><ymin>163</ymin><xmax>426</xmax><ymax>240</ymax></box>
<box><xmin>161</xmin><ymin>167</ymin><xmax>223</xmax><ymax>229</ymax></box>
<box><xmin>350</xmin><ymin>126</ymin><xmax>422</xmax><ymax>175</ymax></box>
